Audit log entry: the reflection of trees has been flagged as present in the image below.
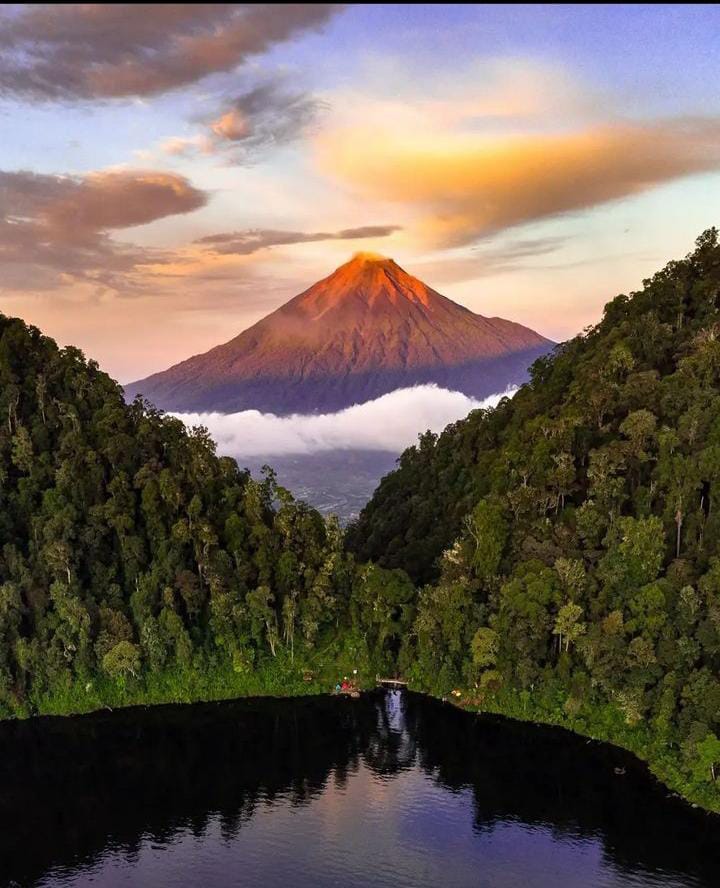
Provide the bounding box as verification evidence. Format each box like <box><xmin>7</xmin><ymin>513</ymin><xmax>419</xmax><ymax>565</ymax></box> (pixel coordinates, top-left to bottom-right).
<box><xmin>3</xmin><ymin>691</ymin><xmax>720</xmax><ymax>887</ymax></box>
<box><xmin>406</xmin><ymin>693</ymin><xmax>720</xmax><ymax>885</ymax></box>
<box><xmin>0</xmin><ymin>695</ymin><xmax>380</xmax><ymax>887</ymax></box>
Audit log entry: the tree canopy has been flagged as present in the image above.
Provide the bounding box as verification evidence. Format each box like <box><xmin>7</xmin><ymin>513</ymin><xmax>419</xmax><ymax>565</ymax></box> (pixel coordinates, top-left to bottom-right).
<box><xmin>7</xmin><ymin>230</ymin><xmax>720</xmax><ymax>810</ymax></box>
<box><xmin>0</xmin><ymin>316</ymin><xmax>410</xmax><ymax>713</ymax></box>
<box><xmin>350</xmin><ymin>230</ymin><xmax>720</xmax><ymax>802</ymax></box>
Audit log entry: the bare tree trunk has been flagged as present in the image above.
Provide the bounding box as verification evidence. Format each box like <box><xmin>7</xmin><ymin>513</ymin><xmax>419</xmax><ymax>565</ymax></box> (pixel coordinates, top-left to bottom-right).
<box><xmin>267</xmin><ymin>625</ymin><xmax>276</xmax><ymax>658</ymax></box>
<box><xmin>675</xmin><ymin>507</ymin><xmax>683</xmax><ymax>559</ymax></box>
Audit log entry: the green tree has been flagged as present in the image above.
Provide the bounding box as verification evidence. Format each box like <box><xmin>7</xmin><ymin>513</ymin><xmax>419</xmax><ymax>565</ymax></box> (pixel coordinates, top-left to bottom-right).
<box><xmin>471</xmin><ymin>627</ymin><xmax>499</xmax><ymax>670</ymax></box>
<box><xmin>102</xmin><ymin>640</ymin><xmax>141</xmax><ymax>681</ymax></box>
<box><xmin>553</xmin><ymin>602</ymin><xmax>586</xmax><ymax>653</ymax></box>
<box><xmin>692</xmin><ymin>733</ymin><xmax>720</xmax><ymax>783</ymax></box>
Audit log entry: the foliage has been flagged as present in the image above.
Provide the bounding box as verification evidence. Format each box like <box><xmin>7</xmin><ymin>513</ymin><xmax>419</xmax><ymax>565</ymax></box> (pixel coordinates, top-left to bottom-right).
<box><xmin>0</xmin><ymin>315</ymin><xmax>401</xmax><ymax>717</ymax></box>
<box><xmin>9</xmin><ymin>230</ymin><xmax>720</xmax><ymax>812</ymax></box>
<box><xmin>350</xmin><ymin>229</ymin><xmax>720</xmax><ymax>808</ymax></box>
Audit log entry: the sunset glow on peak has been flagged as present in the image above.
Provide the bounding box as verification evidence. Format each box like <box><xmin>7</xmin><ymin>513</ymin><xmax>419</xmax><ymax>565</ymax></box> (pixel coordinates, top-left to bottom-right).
<box><xmin>349</xmin><ymin>251</ymin><xmax>390</xmax><ymax>263</ymax></box>
<box><xmin>1</xmin><ymin>4</ymin><xmax>719</xmax><ymax>382</ymax></box>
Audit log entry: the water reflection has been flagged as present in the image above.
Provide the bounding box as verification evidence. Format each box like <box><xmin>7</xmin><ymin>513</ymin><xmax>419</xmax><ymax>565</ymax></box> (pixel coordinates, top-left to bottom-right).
<box><xmin>0</xmin><ymin>691</ymin><xmax>718</xmax><ymax>887</ymax></box>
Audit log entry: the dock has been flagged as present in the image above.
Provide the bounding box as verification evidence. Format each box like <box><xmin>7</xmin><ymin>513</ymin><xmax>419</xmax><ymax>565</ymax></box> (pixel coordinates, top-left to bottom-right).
<box><xmin>377</xmin><ymin>678</ymin><xmax>408</xmax><ymax>689</ymax></box>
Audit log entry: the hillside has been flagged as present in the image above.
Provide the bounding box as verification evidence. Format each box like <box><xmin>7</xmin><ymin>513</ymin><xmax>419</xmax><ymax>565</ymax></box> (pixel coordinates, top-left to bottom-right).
<box><xmin>0</xmin><ymin>315</ymin><xmax>402</xmax><ymax>716</ymax></box>
<box><xmin>348</xmin><ymin>231</ymin><xmax>720</xmax><ymax>584</ymax></box>
<box><xmin>125</xmin><ymin>253</ymin><xmax>552</xmax><ymax>414</ymax></box>
<box><xmin>6</xmin><ymin>231</ymin><xmax>720</xmax><ymax>811</ymax></box>
<box><xmin>347</xmin><ymin>230</ymin><xmax>720</xmax><ymax>807</ymax></box>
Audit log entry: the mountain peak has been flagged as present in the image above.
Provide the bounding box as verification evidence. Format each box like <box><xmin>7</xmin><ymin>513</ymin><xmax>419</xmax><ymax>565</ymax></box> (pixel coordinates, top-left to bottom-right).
<box><xmin>349</xmin><ymin>251</ymin><xmax>391</xmax><ymax>264</ymax></box>
<box><xmin>311</xmin><ymin>252</ymin><xmax>433</xmax><ymax>312</ymax></box>
<box><xmin>125</xmin><ymin>255</ymin><xmax>553</xmax><ymax>415</ymax></box>
<box><xmin>338</xmin><ymin>251</ymin><xmax>396</xmax><ymax>277</ymax></box>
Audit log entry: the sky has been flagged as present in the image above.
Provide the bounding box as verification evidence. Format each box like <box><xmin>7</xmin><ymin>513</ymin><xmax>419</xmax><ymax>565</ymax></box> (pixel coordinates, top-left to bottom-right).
<box><xmin>2</xmin><ymin>3</ymin><xmax>720</xmax><ymax>383</ymax></box>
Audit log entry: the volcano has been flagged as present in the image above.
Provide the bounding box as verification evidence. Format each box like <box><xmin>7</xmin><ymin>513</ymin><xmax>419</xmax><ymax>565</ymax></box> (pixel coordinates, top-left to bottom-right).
<box><xmin>125</xmin><ymin>253</ymin><xmax>553</xmax><ymax>414</ymax></box>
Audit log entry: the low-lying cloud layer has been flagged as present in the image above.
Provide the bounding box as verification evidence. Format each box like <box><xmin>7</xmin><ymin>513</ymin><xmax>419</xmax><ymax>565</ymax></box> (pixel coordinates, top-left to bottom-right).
<box><xmin>0</xmin><ymin>4</ymin><xmax>340</xmax><ymax>100</ymax></box>
<box><xmin>172</xmin><ymin>384</ymin><xmax>516</xmax><ymax>459</ymax></box>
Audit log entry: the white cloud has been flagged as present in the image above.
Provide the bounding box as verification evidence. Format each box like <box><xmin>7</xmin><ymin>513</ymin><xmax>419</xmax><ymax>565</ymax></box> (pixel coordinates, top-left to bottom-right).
<box><xmin>172</xmin><ymin>384</ymin><xmax>517</xmax><ymax>459</ymax></box>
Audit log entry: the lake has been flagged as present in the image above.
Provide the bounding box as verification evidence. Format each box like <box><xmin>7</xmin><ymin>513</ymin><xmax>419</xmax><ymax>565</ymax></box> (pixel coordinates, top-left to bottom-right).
<box><xmin>1</xmin><ymin>690</ymin><xmax>719</xmax><ymax>887</ymax></box>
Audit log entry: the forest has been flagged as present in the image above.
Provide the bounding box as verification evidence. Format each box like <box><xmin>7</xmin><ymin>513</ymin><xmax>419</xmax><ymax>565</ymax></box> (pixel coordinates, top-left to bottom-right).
<box><xmin>5</xmin><ymin>231</ymin><xmax>720</xmax><ymax>811</ymax></box>
<box><xmin>349</xmin><ymin>229</ymin><xmax>720</xmax><ymax>809</ymax></box>
<box><xmin>0</xmin><ymin>315</ymin><xmax>413</xmax><ymax>716</ymax></box>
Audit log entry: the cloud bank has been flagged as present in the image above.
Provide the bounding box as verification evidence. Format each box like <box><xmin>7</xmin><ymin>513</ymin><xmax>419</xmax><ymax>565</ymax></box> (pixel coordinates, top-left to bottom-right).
<box><xmin>172</xmin><ymin>384</ymin><xmax>516</xmax><ymax>459</ymax></box>
<box><xmin>0</xmin><ymin>168</ymin><xmax>206</xmax><ymax>292</ymax></box>
<box><xmin>0</xmin><ymin>164</ymin><xmax>401</xmax><ymax>298</ymax></box>
<box><xmin>0</xmin><ymin>4</ymin><xmax>340</xmax><ymax>100</ymax></box>
<box><xmin>317</xmin><ymin>117</ymin><xmax>720</xmax><ymax>245</ymax></box>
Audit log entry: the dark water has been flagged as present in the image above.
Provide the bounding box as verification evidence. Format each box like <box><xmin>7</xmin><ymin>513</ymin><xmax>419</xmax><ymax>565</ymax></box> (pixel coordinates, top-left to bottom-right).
<box><xmin>2</xmin><ymin>692</ymin><xmax>720</xmax><ymax>887</ymax></box>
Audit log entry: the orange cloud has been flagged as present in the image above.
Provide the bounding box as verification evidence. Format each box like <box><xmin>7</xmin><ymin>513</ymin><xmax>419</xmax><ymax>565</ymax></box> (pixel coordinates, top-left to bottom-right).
<box><xmin>317</xmin><ymin>118</ymin><xmax>720</xmax><ymax>245</ymax></box>
<box><xmin>154</xmin><ymin>78</ymin><xmax>325</xmax><ymax>164</ymax></box>
<box><xmin>159</xmin><ymin>135</ymin><xmax>215</xmax><ymax>157</ymax></box>
<box><xmin>43</xmin><ymin>170</ymin><xmax>207</xmax><ymax>238</ymax></box>
<box><xmin>211</xmin><ymin>109</ymin><xmax>250</xmax><ymax>141</ymax></box>
<box><xmin>196</xmin><ymin>225</ymin><xmax>401</xmax><ymax>255</ymax></box>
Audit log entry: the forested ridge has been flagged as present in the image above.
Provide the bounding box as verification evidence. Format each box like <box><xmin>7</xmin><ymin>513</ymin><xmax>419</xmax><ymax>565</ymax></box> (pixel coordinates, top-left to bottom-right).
<box><xmin>348</xmin><ymin>229</ymin><xmax>720</xmax><ymax>807</ymax></box>
<box><xmin>0</xmin><ymin>316</ymin><xmax>412</xmax><ymax>716</ymax></box>
<box><xmin>7</xmin><ymin>230</ymin><xmax>720</xmax><ymax>812</ymax></box>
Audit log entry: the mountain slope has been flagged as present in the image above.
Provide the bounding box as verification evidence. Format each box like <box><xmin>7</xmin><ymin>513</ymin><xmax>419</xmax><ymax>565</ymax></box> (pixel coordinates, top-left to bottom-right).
<box><xmin>347</xmin><ymin>229</ymin><xmax>720</xmax><ymax>584</ymax></box>
<box><xmin>0</xmin><ymin>314</ymin><xmax>353</xmax><ymax>716</ymax></box>
<box><xmin>125</xmin><ymin>253</ymin><xmax>552</xmax><ymax>414</ymax></box>
<box><xmin>347</xmin><ymin>229</ymin><xmax>720</xmax><ymax>811</ymax></box>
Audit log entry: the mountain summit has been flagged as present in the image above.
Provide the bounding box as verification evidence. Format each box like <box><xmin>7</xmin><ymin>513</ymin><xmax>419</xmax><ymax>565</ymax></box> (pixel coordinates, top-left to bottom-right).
<box><xmin>125</xmin><ymin>254</ymin><xmax>553</xmax><ymax>414</ymax></box>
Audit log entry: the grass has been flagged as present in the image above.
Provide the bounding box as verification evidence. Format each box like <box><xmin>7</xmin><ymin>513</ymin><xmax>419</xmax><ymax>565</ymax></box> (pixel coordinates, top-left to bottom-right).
<box><xmin>0</xmin><ymin>631</ymin><xmax>381</xmax><ymax>722</ymax></box>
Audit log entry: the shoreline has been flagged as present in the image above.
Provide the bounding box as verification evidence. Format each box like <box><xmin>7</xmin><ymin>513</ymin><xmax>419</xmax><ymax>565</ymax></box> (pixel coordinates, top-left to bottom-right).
<box><xmin>433</xmin><ymin>688</ymin><xmax>720</xmax><ymax>817</ymax></box>
<box><xmin>2</xmin><ymin>666</ymin><xmax>719</xmax><ymax>817</ymax></box>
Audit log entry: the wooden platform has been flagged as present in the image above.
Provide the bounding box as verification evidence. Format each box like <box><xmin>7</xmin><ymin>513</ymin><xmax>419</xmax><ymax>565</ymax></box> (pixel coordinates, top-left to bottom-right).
<box><xmin>377</xmin><ymin>678</ymin><xmax>408</xmax><ymax>688</ymax></box>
